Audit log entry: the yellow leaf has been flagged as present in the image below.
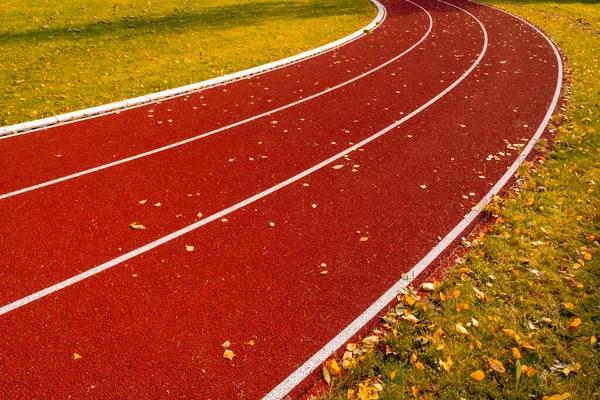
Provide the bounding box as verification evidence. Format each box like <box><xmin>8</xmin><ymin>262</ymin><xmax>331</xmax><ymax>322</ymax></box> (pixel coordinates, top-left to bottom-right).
<box><xmin>223</xmin><ymin>350</ymin><xmax>235</xmax><ymax>360</ymax></box>
<box><xmin>453</xmin><ymin>289</ymin><xmax>460</xmax><ymax>299</ymax></box>
<box><xmin>359</xmin><ymin>236</ymin><xmax>369</xmax><ymax>242</ymax></box>
<box><xmin>347</xmin><ymin>343</ymin><xmax>357</xmax><ymax>351</ymax></box>
<box><xmin>154</xmin><ymin>202</ymin><xmax>161</xmax><ymax>207</ymax></box>
<box><xmin>73</xmin><ymin>353</ymin><xmax>82</xmax><ymax>360</ymax></box>
<box><xmin>470</xmin><ymin>370</ymin><xmax>485</xmax><ymax>381</ymax></box>
<box><xmin>389</xmin><ymin>370</ymin><xmax>396</xmax><ymax>380</ymax></box>
<box><xmin>415</xmin><ymin>362</ymin><xmax>424</xmax><ymax>371</ymax></box>
<box><xmin>503</xmin><ymin>329</ymin><xmax>516</xmax><ymax>337</ymax></box>
<box><xmin>455</xmin><ymin>324</ymin><xmax>469</xmax><ymax>334</ymax></box>
<box><xmin>320</xmin><ymin>270</ymin><xmax>328</xmax><ymax>275</ymax></box>
<box><xmin>526</xmin><ymin>367</ymin><xmax>537</xmax><ymax>377</ymax></box>
<box><xmin>322</xmin><ymin>366</ymin><xmax>331</xmax><ymax>385</ymax></box>
<box><xmin>569</xmin><ymin>318</ymin><xmax>582</xmax><ymax>329</ymax></box>
<box><xmin>222</xmin><ymin>341</ymin><xmax>230</xmax><ymax>348</ymax></box>
<box><xmin>439</xmin><ymin>356</ymin><xmax>453</xmax><ymax>372</ymax></box>
<box><xmin>404</xmin><ymin>294</ymin><xmax>416</xmax><ymax>306</ymax></box>
<box><xmin>410</xmin><ymin>350</ymin><xmax>417</xmax><ymax>364</ymax></box>
<box><xmin>488</xmin><ymin>358</ymin><xmax>506</xmax><ymax>373</ymax></box>
<box><xmin>563</xmin><ymin>302</ymin><xmax>574</xmax><ymax>309</ymax></box>
<box><xmin>433</xmin><ymin>281</ymin><xmax>443</xmax><ymax>292</ymax></box>
<box><xmin>542</xmin><ymin>394</ymin><xmax>571</xmax><ymax>400</ymax></box>
<box><xmin>138</xmin><ymin>199</ymin><xmax>147</xmax><ymax>204</ymax></box>
<box><xmin>433</xmin><ymin>328</ymin><xmax>444</xmax><ymax>340</ymax></box>
<box><xmin>186</xmin><ymin>245</ymin><xmax>194</xmax><ymax>252</ymax></box>
<box><xmin>512</xmin><ymin>348</ymin><xmax>522</xmax><ymax>359</ymax></box>
<box><xmin>591</xmin><ymin>335</ymin><xmax>597</xmax><ymax>345</ymax></box>
<box><xmin>245</xmin><ymin>340</ymin><xmax>255</xmax><ymax>346</ymax></box>
<box><xmin>411</xmin><ymin>386</ymin><xmax>419</xmax><ymax>397</ymax></box>
<box><xmin>129</xmin><ymin>222</ymin><xmax>146</xmax><ymax>230</ymax></box>
<box><xmin>326</xmin><ymin>359</ymin><xmax>342</xmax><ymax>376</ymax></box>
<box><xmin>332</xmin><ymin>164</ymin><xmax>344</xmax><ymax>169</ymax></box>
<box><xmin>401</xmin><ymin>314</ymin><xmax>419</xmax><ymax>324</ymax></box>
<box><xmin>521</xmin><ymin>342</ymin><xmax>535</xmax><ymax>350</ymax></box>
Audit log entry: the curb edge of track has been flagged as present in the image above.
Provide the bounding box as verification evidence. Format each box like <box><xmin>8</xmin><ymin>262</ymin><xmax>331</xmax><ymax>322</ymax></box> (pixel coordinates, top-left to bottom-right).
<box><xmin>0</xmin><ymin>0</ymin><xmax>385</xmax><ymax>138</ymax></box>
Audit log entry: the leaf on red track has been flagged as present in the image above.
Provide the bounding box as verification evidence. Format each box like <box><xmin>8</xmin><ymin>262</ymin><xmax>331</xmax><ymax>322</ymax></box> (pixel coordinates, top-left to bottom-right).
<box><xmin>332</xmin><ymin>164</ymin><xmax>344</xmax><ymax>169</ymax></box>
<box><xmin>223</xmin><ymin>350</ymin><xmax>234</xmax><ymax>360</ymax></box>
<box><xmin>186</xmin><ymin>245</ymin><xmax>194</xmax><ymax>252</ymax></box>
<box><xmin>129</xmin><ymin>222</ymin><xmax>146</xmax><ymax>230</ymax></box>
<box><xmin>73</xmin><ymin>353</ymin><xmax>82</xmax><ymax>360</ymax></box>
<box><xmin>222</xmin><ymin>341</ymin><xmax>230</xmax><ymax>349</ymax></box>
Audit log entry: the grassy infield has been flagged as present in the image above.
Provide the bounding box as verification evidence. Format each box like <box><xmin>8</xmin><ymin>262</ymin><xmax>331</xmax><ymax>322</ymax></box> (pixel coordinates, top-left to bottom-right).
<box><xmin>0</xmin><ymin>0</ymin><xmax>374</xmax><ymax>126</ymax></box>
<box><xmin>1</xmin><ymin>0</ymin><xmax>598</xmax><ymax>398</ymax></box>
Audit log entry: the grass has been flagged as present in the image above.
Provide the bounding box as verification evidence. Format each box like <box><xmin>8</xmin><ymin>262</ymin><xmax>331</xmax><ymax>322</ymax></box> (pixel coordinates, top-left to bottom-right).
<box><xmin>0</xmin><ymin>0</ymin><xmax>375</xmax><ymax>127</ymax></box>
<box><xmin>321</xmin><ymin>1</ymin><xmax>600</xmax><ymax>399</ymax></box>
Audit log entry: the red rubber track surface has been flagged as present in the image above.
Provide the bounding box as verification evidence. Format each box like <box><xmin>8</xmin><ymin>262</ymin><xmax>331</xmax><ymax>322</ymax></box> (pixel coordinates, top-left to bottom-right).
<box><xmin>0</xmin><ymin>0</ymin><xmax>559</xmax><ymax>398</ymax></box>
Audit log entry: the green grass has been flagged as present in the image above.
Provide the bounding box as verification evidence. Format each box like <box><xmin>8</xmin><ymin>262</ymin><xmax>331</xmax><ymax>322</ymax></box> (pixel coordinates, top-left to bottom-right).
<box><xmin>0</xmin><ymin>0</ymin><xmax>375</xmax><ymax>126</ymax></box>
<box><xmin>322</xmin><ymin>1</ymin><xmax>600</xmax><ymax>399</ymax></box>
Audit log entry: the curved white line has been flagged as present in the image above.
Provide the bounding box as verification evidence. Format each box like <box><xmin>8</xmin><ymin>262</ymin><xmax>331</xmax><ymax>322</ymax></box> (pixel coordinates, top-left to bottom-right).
<box><xmin>0</xmin><ymin>0</ymin><xmax>387</xmax><ymax>138</ymax></box>
<box><xmin>0</xmin><ymin>0</ymin><xmax>484</xmax><ymax>323</ymax></box>
<box><xmin>263</xmin><ymin>0</ymin><xmax>563</xmax><ymax>398</ymax></box>
<box><xmin>0</xmin><ymin>1</ymin><xmax>432</xmax><ymax>201</ymax></box>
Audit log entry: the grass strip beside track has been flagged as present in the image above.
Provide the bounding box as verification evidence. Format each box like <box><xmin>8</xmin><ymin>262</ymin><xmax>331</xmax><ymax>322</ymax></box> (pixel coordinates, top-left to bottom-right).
<box><xmin>0</xmin><ymin>0</ymin><xmax>375</xmax><ymax>127</ymax></box>
<box><xmin>321</xmin><ymin>1</ymin><xmax>600</xmax><ymax>399</ymax></box>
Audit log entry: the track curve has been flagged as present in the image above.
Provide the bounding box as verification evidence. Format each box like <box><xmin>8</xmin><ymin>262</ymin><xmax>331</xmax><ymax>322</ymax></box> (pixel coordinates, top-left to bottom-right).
<box><xmin>0</xmin><ymin>0</ymin><xmax>561</xmax><ymax>398</ymax></box>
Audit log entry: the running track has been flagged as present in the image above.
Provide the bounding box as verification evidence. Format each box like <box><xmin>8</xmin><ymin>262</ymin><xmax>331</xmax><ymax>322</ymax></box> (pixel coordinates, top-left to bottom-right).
<box><xmin>0</xmin><ymin>0</ymin><xmax>561</xmax><ymax>398</ymax></box>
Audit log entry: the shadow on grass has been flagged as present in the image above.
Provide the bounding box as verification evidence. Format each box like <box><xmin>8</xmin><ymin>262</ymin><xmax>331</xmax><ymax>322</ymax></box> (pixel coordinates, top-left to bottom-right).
<box><xmin>0</xmin><ymin>0</ymin><xmax>375</xmax><ymax>45</ymax></box>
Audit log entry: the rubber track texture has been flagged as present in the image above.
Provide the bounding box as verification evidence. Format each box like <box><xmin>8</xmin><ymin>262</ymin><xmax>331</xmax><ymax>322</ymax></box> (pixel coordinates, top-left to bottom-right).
<box><xmin>0</xmin><ymin>0</ymin><xmax>560</xmax><ymax>398</ymax></box>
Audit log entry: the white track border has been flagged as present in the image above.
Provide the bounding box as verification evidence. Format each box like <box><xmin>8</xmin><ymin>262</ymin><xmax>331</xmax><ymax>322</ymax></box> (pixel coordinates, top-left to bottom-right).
<box><xmin>0</xmin><ymin>0</ymin><xmax>385</xmax><ymax>137</ymax></box>
<box><xmin>263</xmin><ymin>0</ymin><xmax>564</xmax><ymax>398</ymax></box>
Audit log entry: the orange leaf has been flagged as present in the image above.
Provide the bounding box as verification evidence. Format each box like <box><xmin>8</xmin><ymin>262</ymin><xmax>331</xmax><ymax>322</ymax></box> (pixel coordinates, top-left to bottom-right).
<box><xmin>470</xmin><ymin>370</ymin><xmax>485</xmax><ymax>381</ymax></box>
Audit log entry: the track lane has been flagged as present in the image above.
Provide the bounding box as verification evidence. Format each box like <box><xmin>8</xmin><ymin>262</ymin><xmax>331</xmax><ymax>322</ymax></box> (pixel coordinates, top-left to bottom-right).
<box><xmin>0</xmin><ymin>0</ymin><xmax>428</xmax><ymax>198</ymax></box>
<box><xmin>0</xmin><ymin>0</ymin><xmax>561</xmax><ymax>398</ymax></box>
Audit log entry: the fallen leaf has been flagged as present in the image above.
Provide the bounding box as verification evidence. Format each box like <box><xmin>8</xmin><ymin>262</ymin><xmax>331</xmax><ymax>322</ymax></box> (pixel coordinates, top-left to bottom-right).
<box><xmin>563</xmin><ymin>302</ymin><xmax>574</xmax><ymax>309</ymax></box>
<box><xmin>455</xmin><ymin>324</ymin><xmax>469</xmax><ymax>335</ymax></box>
<box><xmin>73</xmin><ymin>353</ymin><xmax>82</xmax><ymax>360</ymax></box>
<box><xmin>512</xmin><ymin>348</ymin><xmax>522</xmax><ymax>359</ymax></box>
<box><xmin>322</xmin><ymin>366</ymin><xmax>331</xmax><ymax>385</ymax></box>
<box><xmin>139</xmin><ymin>200</ymin><xmax>147</xmax><ymax>204</ymax></box>
<box><xmin>326</xmin><ymin>359</ymin><xmax>342</xmax><ymax>376</ymax></box>
<box><xmin>415</xmin><ymin>362</ymin><xmax>424</xmax><ymax>371</ymax></box>
<box><xmin>359</xmin><ymin>237</ymin><xmax>369</xmax><ymax>242</ymax></box>
<box><xmin>471</xmin><ymin>370</ymin><xmax>485</xmax><ymax>381</ymax></box>
<box><xmin>245</xmin><ymin>340</ymin><xmax>255</xmax><ymax>346</ymax></box>
<box><xmin>332</xmin><ymin>164</ymin><xmax>344</xmax><ymax>169</ymax></box>
<box><xmin>521</xmin><ymin>342</ymin><xmax>536</xmax><ymax>350</ymax></box>
<box><xmin>411</xmin><ymin>386</ymin><xmax>419</xmax><ymax>397</ymax></box>
<box><xmin>129</xmin><ymin>222</ymin><xmax>146</xmax><ymax>230</ymax></box>
<box><xmin>197</xmin><ymin>212</ymin><xmax>203</xmax><ymax>218</ymax></box>
<box><xmin>542</xmin><ymin>394</ymin><xmax>571</xmax><ymax>400</ymax></box>
<box><xmin>473</xmin><ymin>287</ymin><xmax>487</xmax><ymax>301</ymax></box>
<box><xmin>488</xmin><ymin>358</ymin><xmax>506</xmax><ymax>373</ymax></box>
<box><xmin>154</xmin><ymin>202</ymin><xmax>161</xmax><ymax>207</ymax></box>
<box><xmin>222</xmin><ymin>341</ymin><xmax>230</xmax><ymax>349</ymax></box>
<box><xmin>439</xmin><ymin>356</ymin><xmax>453</xmax><ymax>372</ymax></box>
<box><xmin>223</xmin><ymin>350</ymin><xmax>235</xmax><ymax>360</ymax></box>
<box><xmin>186</xmin><ymin>245</ymin><xmax>194</xmax><ymax>252</ymax></box>
<box><xmin>569</xmin><ymin>318</ymin><xmax>582</xmax><ymax>329</ymax></box>
<box><xmin>591</xmin><ymin>336</ymin><xmax>597</xmax><ymax>345</ymax></box>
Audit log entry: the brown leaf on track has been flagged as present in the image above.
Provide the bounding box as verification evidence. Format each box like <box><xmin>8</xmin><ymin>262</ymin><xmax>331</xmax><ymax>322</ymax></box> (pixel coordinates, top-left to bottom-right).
<box><xmin>129</xmin><ymin>222</ymin><xmax>146</xmax><ymax>230</ymax></box>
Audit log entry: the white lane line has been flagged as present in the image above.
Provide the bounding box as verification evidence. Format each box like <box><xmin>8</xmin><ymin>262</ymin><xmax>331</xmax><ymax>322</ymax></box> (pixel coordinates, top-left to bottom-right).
<box><xmin>0</xmin><ymin>0</ymin><xmax>387</xmax><ymax>138</ymax></box>
<box><xmin>0</xmin><ymin>1</ymin><xmax>431</xmax><ymax>201</ymax></box>
<box><xmin>263</xmin><ymin>0</ymin><xmax>564</xmax><ymax>398</ymax></box>
<box><xmin>0</xmin><ymin>0</ymin><xmax>482</xmax><ymax>318</ymax></box>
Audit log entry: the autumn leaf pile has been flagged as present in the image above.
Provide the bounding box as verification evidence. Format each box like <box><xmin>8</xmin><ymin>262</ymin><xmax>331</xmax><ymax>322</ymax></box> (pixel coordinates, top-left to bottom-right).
<box><xmin>321</xmin><ymin>1</ymin><xmax>600</xmax><ymax>398</ymax></box>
